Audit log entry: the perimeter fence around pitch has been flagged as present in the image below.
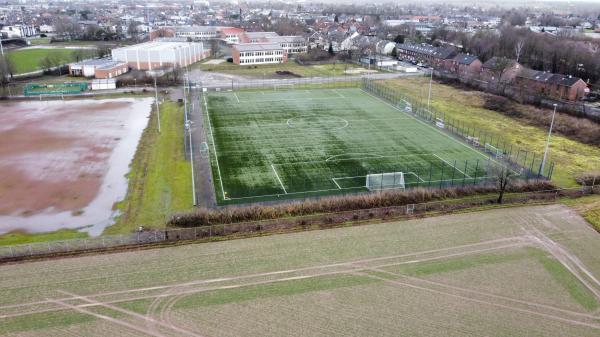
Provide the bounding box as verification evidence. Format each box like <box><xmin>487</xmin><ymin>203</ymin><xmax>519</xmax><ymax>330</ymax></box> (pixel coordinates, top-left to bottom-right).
<box><xmin>360</xmin><ymin>78</ymin><xmax>555</xmax><ymax>181</ymax></box>
<box><xmin>199</xmin><ymin>76</ymin><xmax>555</xmax><ymax>199</ymax></box>
<box><xmin>0</xmin><ymin>186</ymin><xmax>597</xmax><ymax>262</ymax></box>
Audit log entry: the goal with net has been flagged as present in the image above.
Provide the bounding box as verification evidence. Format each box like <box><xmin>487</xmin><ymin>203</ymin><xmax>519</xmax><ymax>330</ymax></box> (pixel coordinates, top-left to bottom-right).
<box><xmin>485</xmin><ymin>143</ymin><xmax>504</xmax><ymax>159</ymax></box>
<box><xmin>274</xmin><ymin>84</ymin><xmax>295</xmax><ymax>91</ymax></box>
<box><xmin>366</xmin><ymin>172</ymin><xmax>406</xmax><ymax>191</ymax></box>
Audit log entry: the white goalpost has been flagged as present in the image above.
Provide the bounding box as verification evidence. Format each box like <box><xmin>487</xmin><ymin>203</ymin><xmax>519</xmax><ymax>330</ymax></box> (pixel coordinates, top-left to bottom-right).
<box><xmin>274</xmin><ymin>84</ymin><xmax>295</xmax><ymax>91</ymax></box>
<box><xmin>366</xmin><ymin>172</ymin><xmax>406</xmax><ymax>191</ymax></box>
<box><xmin>485</xmin><ymin>143</ymin><xmax>504</xmax><ymax>159</ymax></box>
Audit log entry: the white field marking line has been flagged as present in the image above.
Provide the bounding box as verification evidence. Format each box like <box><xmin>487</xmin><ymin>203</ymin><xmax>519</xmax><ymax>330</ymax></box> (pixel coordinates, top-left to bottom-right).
<box><xmin>368</xmin><ymin>268</ymin><xmax>600</xmax><ymax>321</ymax></box>
<box><xmin>359</xmin><ymin>270</ymin><xmax>600</xmax><ymax>330</ymax></box>
<box><xmin>203</xmin><ymin>95</ymin><xmax>228</xmax><ymax>200</ymax></box>
<box><xmin>285</xmin><ymin>116</ymin><xmax>349</xmax><ymax>130</ymax></box>
<box><xmin>57</xmin><ymin>290</ymin><xmax>205</xmax><ymax>337</ymax></box>
<box><xmin>270</xmin><ymin>163</ymin><xmax>287</xmax><ymax>194</ymax></box>
<box><xmin>333</xmin><ymin>172</ymin><xmax>424</xmax><ymax>183</ymax></box>
<box><xmin>332</xmin><ymin>178</ymin><xmax>342</xmax><ymax>189</ymax></box>
<box><xmin>3</xmin><ymin>240</ymin><xmax>528</xmax><ymax>321</ymax></box>
<box><xmin>0</xmin><ymin>236</ymin><xmax>525</xmax><ymax>314</ymax></box>
<box><xmin>226</xmin><ymin>96</ymin><xmax>348</xmax><ymax>104</ymax></box>
<box><xmin>325</xmin><ymin>153</ymin><xmax>384</xmax><ymax>162</ymax></box>
<box><xmin>526</xmin><ymin>227</ymin><xmax>600</xmax><ymax>301</ymax></box>
<box><xmin>360</xmin><ymin>88</ymin><xmax>515</xmax><ymax>171</ymax></box>
<box><xmin>220</xmin><ymin>175</ymin><xmax>496</xmax><ymax>201</ymax></box>
<box><xmin>433</xmin><ymin>153</ymin><xmax>472</xmax><ymax>179</ymax></box>
<box><xmin>332</xmin><ymin>88</ymin><xmax>345</xmax><ymax>98</ymax></box>
<box><xmin>48</xmin><ymin>298</ymin><xmax>170</xmax><ymax>337</ymax></box>
<box><xmin>233</xmin><ymin>92</ymin><xmax>240</xmax><ymax>103</ymax></box>
<box><xmin>272</xmin><ymin>153</ymin><xmax>433</xmax><ymax>166</ymax></box>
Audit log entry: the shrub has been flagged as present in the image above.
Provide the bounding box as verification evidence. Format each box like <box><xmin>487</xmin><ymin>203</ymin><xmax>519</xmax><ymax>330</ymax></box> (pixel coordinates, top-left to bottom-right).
<box><xmin>575</xmin><ymin>172</ymin><xmax>600</xmax><ymax>186</ymax></box>
<box><xmin>168</xmin><ymin>181</ymin><xmax>554</xmax><ymax>227</ymax></box>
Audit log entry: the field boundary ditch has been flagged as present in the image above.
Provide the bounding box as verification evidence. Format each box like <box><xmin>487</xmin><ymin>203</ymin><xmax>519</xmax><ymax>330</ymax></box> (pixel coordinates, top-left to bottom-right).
<box><xmin>1</xmin><ymin>186</ymin><xmax>597</xmax><ymax>264</ymax></box>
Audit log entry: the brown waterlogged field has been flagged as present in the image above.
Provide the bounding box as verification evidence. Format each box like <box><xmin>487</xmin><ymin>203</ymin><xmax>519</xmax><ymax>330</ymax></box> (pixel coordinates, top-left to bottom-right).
<box><xmin>1</xmin><ymin>205</ymin><xmax>600</xmax><ymax>336</ymax></box>
<box><xmin>0</xmin><ymin>98</ymin><xmax>153</xmax><ymax>236</ymax></box>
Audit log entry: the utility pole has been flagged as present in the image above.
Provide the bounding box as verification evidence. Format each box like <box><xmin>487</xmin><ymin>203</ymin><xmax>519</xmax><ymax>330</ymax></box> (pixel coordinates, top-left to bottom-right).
<box><xmin>154</xmin><ymin>76</ymin><xmax>161</xmax><ymax>133</ymax></box>
<box><xmin>541</xmin><ymin>104</ymin><xmax>557</xmax><ymax>175</ymax></box>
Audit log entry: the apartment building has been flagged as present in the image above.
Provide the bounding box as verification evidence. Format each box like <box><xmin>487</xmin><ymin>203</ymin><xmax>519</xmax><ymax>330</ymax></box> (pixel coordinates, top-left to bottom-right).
<box><xmin>232</xmin><ymin>43</ymin><xmax>287</xmax><ymax>65</ymax></box>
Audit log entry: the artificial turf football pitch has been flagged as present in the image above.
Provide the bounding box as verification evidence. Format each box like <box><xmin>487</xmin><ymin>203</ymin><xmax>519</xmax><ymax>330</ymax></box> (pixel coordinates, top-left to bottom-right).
<box><xmin>203</xmin><ymin>87</ymin><xmax>507</xmax><ymax>203</ymax></box>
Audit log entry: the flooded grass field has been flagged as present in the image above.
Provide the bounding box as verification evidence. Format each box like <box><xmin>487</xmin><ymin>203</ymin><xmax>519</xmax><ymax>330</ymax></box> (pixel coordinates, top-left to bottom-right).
<box><xmin>0</xmin><ymin>98</ymin><xmax>153</xmax><ymax>236</ymax></box>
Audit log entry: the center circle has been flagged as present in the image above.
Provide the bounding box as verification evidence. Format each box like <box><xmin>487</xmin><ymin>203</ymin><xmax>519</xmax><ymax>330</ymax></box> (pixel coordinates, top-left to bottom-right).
<box><xmin>286</xmin><ymin>115</ymin><xmax>348</xmax><ymax>130</ymax></box>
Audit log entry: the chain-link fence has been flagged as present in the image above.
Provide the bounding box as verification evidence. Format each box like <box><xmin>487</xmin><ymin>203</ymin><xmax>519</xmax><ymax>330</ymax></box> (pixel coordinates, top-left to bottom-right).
<box><xmin>361</xmin><ymin>77</ymin><xmax>555</xmax><ymax>181</ymax></box>
<box><xmin>1</xmin><ymin>186</ymin><xmax>597</xmax><ymax>262</ymax></box>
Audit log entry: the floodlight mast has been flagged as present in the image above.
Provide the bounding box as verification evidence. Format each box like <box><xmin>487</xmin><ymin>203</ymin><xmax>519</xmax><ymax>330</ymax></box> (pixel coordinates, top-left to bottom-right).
<box><xmin>540</xmin><ymin>103</ymin><xmax>557</xmax><ymax>175</ymax></box>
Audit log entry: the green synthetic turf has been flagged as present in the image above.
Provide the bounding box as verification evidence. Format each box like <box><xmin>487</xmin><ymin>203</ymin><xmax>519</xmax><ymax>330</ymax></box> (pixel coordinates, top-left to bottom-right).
<box><xmin>204</xmin><ymin>87</ymin><xmax>504</xmax><ymax>204</ymax></box>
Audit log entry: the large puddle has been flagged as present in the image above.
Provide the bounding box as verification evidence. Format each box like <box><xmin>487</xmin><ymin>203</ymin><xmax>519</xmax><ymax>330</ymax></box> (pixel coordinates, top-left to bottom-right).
<box><xmin>0</xmin><ymin>98</ymin><xmax>153</xmax><ymax>236</ymax></box>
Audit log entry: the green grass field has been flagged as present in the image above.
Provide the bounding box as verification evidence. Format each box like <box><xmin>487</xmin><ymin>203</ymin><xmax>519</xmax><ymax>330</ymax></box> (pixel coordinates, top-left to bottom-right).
<box><xmin>6</xmin><ymin>48</ymin><xmax>95</xmax><ymax>74</ymax></box>
<box><xmin>204</xmin><ymin>87</ymin><xmax>514</xmax><ymax>204</ymax></box>
<box><xmin>2</xmin><ymin>205</ymin><xmax>600</xmax><ymax>336</ymax></box>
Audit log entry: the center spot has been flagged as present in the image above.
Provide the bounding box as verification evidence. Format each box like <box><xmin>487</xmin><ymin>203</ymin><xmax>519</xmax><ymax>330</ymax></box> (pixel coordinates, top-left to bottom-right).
<box><xmin>287</xmin><ymin>116</ymin><xmax>348</xmax><ymax>130</ymax></box>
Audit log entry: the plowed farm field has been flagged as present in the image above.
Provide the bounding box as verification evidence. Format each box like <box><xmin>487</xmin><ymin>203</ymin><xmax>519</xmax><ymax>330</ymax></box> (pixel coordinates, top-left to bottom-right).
<box><xmin>2</xmin><ymin>205</ymin><xmax>600</xmax><ymax>336</ymax></box>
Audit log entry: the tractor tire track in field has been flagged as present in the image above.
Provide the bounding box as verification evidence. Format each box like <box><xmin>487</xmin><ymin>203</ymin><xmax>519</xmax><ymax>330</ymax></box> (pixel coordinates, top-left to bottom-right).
<box><xmin>0</xmin><ymin>236</ymin><xmax>525</xmax><ymax>316</ymax></box>
<box><xmin>3</xmin><ymin>235</ymin><xmax>598</xmax><ymax>334</ymax></box>
<box><xmin>358</xmin><ymin>269</ymin><xmax>600</xmax><ymax>331</ymax></box>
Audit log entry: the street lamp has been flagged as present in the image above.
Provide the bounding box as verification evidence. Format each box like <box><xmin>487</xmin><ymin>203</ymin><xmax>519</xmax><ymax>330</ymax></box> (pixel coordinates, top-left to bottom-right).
<box><xmin>541</xmin><ymin>103</ymin><xmax>557</xmax><ymax>175</ymax></box>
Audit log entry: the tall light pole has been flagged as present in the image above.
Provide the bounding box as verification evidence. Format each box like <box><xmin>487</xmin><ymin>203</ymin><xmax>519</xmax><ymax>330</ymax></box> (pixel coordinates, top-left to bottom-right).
<box><xmin>541</xmin><ymin>103</ymin><xmax>557</xmax><ymax>175</ymax></box>
<box><xmin>427</xmin><ymin>69</ymin><xmax>433</xmax><ymax>112</ymax></box>
<box><xmin>154</xmin><ymin>76</ymin><xmax>161</xmax><ymax>133</ymax></box>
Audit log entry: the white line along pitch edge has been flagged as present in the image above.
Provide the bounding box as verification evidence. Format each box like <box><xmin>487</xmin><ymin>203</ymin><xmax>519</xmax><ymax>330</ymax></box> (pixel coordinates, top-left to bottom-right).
<box><xmin>233</xmin><ymin>92</ymin><xmax>241</xmax><ymax>103</ymax></box>
<box><xmin>360</xmin><ymin>88</ymin><xmax>518</xmax><ymax>173</ymax></box>
<box><xmin>433</xmin><ymin>153</ymin><xmax>472</xmax><ymax>178</ymax></box>
<box><xmin>203</xmin><ymin>94</ymin><xmax>228</xmax><ymax>200</ymax></box>
<box><xmin>271</xmin><ymin>163</ymin><xmax>288</xmax><ymax>194</ymax></box>
<box><xmin>332</xmin><ymin>178</ymin><xmax>342</xmax><ymax>189</ymax></box>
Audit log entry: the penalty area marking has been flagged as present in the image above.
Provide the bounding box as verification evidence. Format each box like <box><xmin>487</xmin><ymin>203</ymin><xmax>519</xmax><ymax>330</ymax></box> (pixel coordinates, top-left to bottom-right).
<box><xmin>433</xmin><ymin>154</ymin><xmax>472</xmax><ymax>179</ymax></box>
<box><xmin>325</xmin><ymin>153</ymin><xmax>384</xmax><ymax>162</ymax></box>
<box><xmin>271</xmin><ymin>164</ymin><xmax>288</xmax><ymax>194</ymax></box>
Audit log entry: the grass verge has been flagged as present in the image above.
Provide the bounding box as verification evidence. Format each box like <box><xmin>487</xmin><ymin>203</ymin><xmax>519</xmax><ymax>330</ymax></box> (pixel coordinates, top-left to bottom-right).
<box><xmin>106</xmin><ymin>100</ymin><xmax>194</xmax><ymax>234</ymax></box>
<box><xmin>0</xmin><ymin>229</ymin><xmax>88</xmax><ymax>246</ymax></box>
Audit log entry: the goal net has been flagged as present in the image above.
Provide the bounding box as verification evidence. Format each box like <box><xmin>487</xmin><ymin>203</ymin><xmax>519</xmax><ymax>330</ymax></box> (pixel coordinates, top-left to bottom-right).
<box><xmin>485</xmin><ymin>143</ymin><xmax>504</xmax><ymax>159</ymax></box>
<box><xmin>366</xmin><ymin>172</ymin><xmax>406</xmax><ymax>191</ymax></box>
<box><xmin>274</xmin><ymin>84</ymin><xmax>295</xmax><ymax>91</ymax></box>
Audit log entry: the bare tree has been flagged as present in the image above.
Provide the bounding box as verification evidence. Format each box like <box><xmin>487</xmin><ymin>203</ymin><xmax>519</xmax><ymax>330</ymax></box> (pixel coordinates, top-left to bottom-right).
<box><xmin>96</xmin><ymin>45</ymin><xmax>111</xmax><ymax>58</ymax></box>
<box><xmin>54</xmin><ymin>16</ymin><xmax>80</xmax><ymax>38</ymax></box>
<box><xmin>514</xmin><ymin>39</ymin><xmax>525</xmax><ymax>63</ymax></box>
<box><xmin>492</xmin><ymin>166</ymin><xmax>512</xmax><ymax>204</ymax></box>
<box><xmin>0</xmin><ymin>55</ymin><xmax>14</xmax><ymax>96</ymax></box>
<box><xmin>490</xmin><ymin>57</ymin><xmax>513</xmax><ymax>84</ymax></box>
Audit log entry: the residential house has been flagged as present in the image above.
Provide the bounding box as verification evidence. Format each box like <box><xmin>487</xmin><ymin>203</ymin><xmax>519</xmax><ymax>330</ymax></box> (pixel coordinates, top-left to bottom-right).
<box><xmin>515</xmin><ymin>69</ymin><xmax>588</xmax><ymax>101</ymax></box>
<box><xmin>447</xmin><ymin>54</ymin><xmax>482</xmax><ymax>77</ymax></box>
<box><xmin>480</xmin><ymin>57</ymin><xmax>521</xmax><ymax>83</ymax></box>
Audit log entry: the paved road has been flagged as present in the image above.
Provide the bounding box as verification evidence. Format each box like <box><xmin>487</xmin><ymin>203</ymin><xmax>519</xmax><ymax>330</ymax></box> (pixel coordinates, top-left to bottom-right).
<box><xmin>187</xmin><ymin>82</ymin><xmax>218</xmax><ymax>209</ymax></box>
